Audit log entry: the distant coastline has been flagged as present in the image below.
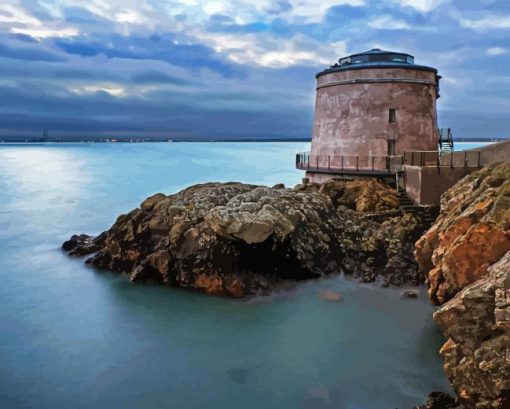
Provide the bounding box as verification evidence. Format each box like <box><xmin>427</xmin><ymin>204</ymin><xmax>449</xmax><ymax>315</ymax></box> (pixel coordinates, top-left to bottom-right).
<box><xmin>0</xmin><ymin>137</ymin><xmax>507</xmax><ymax>143</ymax></box>
<box><xmin>0</xmin><ymin>137</ymin><xmax>312</xmax><ymax>143</ymax></box>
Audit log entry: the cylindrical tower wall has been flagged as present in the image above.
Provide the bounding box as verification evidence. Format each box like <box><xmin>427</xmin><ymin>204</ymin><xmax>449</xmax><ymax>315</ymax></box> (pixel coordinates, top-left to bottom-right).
<box><xmin>310</xmin><ymin>67</ymin><xmax>439</xmax><ymax>164</ymax></box>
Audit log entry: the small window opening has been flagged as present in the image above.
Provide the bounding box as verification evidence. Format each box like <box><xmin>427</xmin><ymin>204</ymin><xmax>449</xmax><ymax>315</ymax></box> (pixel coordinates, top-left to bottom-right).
<box><xmin>389</xmin><ymin>108</ymin><xmax>396</xmax><ymax>123</ymax></box>
<box><xmin>388</xmin><ymin>139</ymin><xmax>396</xmax><ymax>156</ymax></box>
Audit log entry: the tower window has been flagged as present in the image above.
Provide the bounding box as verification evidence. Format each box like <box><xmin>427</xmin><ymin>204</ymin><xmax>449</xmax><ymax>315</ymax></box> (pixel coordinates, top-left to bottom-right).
<box><xmin>389</xmin><ymin>108</ymin><xmax>396</xmax><ymax>123</ymax></box>
<box><xmin>388</xmin><ymin>139</ymin><xmax>396</xmax><ymax>156</ymax></box>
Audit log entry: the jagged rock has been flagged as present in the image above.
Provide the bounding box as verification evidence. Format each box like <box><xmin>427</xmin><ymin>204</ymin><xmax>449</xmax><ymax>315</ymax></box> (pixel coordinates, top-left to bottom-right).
<box><xmin>338</xmin><ymin>210</ymin><xmax>425</xmax><ymax>285</ymax></box>
<box><xmin>304</xmin><ymin>177</ymin><xmax>400</xmax><ymax>213</ymax></box>
<box><xmin>425</xmin><ymin>392</ymin><xmax>459</xmax><ymax>409</ymax></box>
<box><xmin>415</xmin><ymin>163</ymin><xmax>510</xmax><ymax>409</ymax></box>
<box><xmin>65</xmin><ymin>183</ymin><xmax>341</xmax><ymax>297</ymax></box>
<box><xmin>415</xmin><ymin>162</ymin><xmax>510</xmax><ymax>305</ymax></box>
<box><xmin>62</xmin><ymin>234</ymin><xmax>91</xmax><ymax>251</ymax></box>
<box><xmin>433</xmin><ymin>251</ymin><xmax>510</xmax><ymax>409</ymax></box>
<box><xmin>64</xmin><ymin>181</ymin><xmax>427</xmax><ymax>297</ymax></box>
<box><xmin>140</xmin><ymin>193</ymin><xmax>167</xmax><ymax>211</ymax></box>
<box><xmin>62</xmin><ymin>233</ymin><xmax>105</xmax><ymax>256</ymax></box>
<box><xmin>415</xmin><ymin>391</ymin><xmax>461</xmax><ymax>409</ymax></box>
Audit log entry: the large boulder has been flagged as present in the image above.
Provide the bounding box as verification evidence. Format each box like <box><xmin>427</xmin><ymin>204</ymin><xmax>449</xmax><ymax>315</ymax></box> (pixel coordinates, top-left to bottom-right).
<box><xmin>433</xmin><ymin>251</ymin><xmax>510</xmax><ymax>409</ymax></box>
<box><xmin>415</xmin><ymin>163</ymin><xmax>510</xmax><ymax>305</ymax></box>
<box><xmin>64</xmin><ymin>181</ymin><xmax>426</xmax><ymax>297</ymax></box>
<box><xmin>66</xmin><ymin>183</ymin><xmax>343</xmax><ymax>297</ymax></box>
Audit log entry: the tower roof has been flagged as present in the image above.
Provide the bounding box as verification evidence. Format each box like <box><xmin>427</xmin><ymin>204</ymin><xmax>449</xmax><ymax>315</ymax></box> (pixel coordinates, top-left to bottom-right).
<box><xmin>316</xmin><ymin>48</ymin><xmax>438</xmax><ymax>78</ymax></box>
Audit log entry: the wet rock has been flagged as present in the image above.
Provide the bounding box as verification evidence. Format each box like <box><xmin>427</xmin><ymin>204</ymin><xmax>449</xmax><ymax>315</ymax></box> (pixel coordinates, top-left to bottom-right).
<box><xmin>415</xmin><ymin>162</ymin><xmax>510</xmax><ymax>305</ymax></box>
<box><xmin>426</xmin><ymin>392</ymin><xmax>457</xmax><ymax>408</ymax></box>
<box><xmin>64</xmin><ymin>180</ymin><xmax>427</xmax><ymax>296</ymax></box>
<box><xmin>338</xmin><ymin>210</ymin><xmax>426</xmax><ymax>285</ymax></box>
<box><xmin>64</xmin><ymin>183</ymin><xmax>341</xmax><ymax>296</ymax></box>
<box><xmin>146</xmin><ymin>250</ymin><xmax>172</xmax><ymax>284</ymax></box>
<box><xmin>62</xmin><ymin>233</ymin><xmax>105</xmax><ymax>256</ymax></box>
<box><xmin>415</xmin><ymin>391</ymin><xmax>460</xmax><ymax>409</ymax></box>
<box><xmin>433</xmin><ymin>251</ymin><xmax>510</xmax><ymax>409</ymax></box>
<box><xmin>62</xmin><ymin>234</ymin><xmax>91</xmax><ymax>251</ymax></box>
<box><xmin>319</xmin><ymin>290</ymin><xmax>343</xmax><ymax>302</ymax></box>
<box><xmin>414</xmin><ymin>163</ymin><xmax>510</xmax><ymax>409</ymax></box>
<box><xmin>129</xmin><ymin>262</ymin><xmax>162</xmax><ymax>283</ymax></box>
<box><xmin>402</xmin><ymin>290</ymin><xmax>418</xmax><ymax>299</ymax></box>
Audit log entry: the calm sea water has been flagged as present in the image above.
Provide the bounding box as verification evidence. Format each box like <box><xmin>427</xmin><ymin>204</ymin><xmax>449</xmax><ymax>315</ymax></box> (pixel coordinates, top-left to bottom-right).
<box><xmin>0</xmin><ymin>141</ymin><xmax>487</xmax><ymax>409</ymax></box>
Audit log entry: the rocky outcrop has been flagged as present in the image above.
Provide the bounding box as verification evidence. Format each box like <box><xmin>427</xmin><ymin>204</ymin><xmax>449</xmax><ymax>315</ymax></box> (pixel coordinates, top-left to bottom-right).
<box><xmin>415</xmin><ymin>163</ymin><xmax>510</xmax><ymax>305</ymax></box>
<box><xmin>415</xmin><ymin>391</ymin><xmax>462</xmax><ymax>409</ymax></box>
<box><xmin>64</xmin><ymin>180</ymin><xmax>427</xmax><ymax>297</ymax></box>
<box><xmin>338</xmin><ymin>210</ymin><xmax>425</xmax><ymax>285</ymax></box>
<box><xmin>415</xmin><ymin>163</ymin><xmax>510</xmax><ymax>409</ymax></box>
<box><xmin>301</xmin><ymin>177</ymin><xmax>400</xmax><ymax>213</ymax></box>
<box><xmin>77</xmin><ymin>182</ymin><xmax>340</xmax><ymax>297</ymax></box>
<box><xmin>433</xmin><ymin>252</ymin><xmax>510</xmax><ymax>409</ymax></box>
<box><xmin>62</xmin><ymin>233</ymin><xmax>106</xmax><ymax>256</ymax></box>
<box><xmin>303</xmin><ymin>177</ymin><xmax>425</xmax><ymax>285</ymax></box>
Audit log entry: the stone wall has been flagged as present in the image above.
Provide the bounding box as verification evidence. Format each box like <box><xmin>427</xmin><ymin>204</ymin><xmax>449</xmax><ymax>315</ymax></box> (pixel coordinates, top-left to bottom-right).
<box><xmin>477</xmin><ymin>139</ymin><xmax>510</xmax><ymax>166</ymax></box>
<box><xmin>403</xmin><ymin>166</ymin><xmax>474</xmax><ymax>206</ymax></box>
<box><xmin>310</xmin><ymin>67</ymin><xmax>439</xmax><ymax>169</ymax></box>
<box><xmin>403</xmin><ymin>140</ymin><xmax>510</xmax><ymax>206</ymax></box>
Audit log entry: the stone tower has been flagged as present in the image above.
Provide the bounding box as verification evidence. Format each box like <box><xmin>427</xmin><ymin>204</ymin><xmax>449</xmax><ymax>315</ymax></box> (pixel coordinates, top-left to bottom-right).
<box><xmin>299</xmin><ymin>49</ymin><xmax>441</xmax><ymax>182</ymax></box>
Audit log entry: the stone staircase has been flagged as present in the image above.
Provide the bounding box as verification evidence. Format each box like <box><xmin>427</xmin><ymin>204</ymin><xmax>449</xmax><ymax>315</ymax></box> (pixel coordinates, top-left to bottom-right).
<box><xmin>397</xmin><ymin>189</ymin><xmax>439</xmax><ymax>226</ymax></box>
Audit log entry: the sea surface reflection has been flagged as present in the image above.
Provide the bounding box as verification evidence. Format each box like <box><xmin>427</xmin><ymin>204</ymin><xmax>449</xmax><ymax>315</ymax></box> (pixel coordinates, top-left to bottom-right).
<box><xmin>0</xmin><ymin>142</ymin><xmax>455</xmax><ymax>409</ymax></box>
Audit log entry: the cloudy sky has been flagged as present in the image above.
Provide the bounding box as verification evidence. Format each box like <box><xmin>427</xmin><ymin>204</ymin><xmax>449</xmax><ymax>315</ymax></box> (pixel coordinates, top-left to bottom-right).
<box><xmin>0</xmin><ymin>0</ymin><xmax>509</xmax><ymax>139</ymax></box>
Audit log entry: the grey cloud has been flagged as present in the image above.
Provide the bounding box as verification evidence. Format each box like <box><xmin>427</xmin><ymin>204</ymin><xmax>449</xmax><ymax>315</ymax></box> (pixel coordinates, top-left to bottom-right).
<box><xmin>131</xmin><ymin>71</ymin><xmax>192</xmax><ymax>86</ymax></box>
<box><xmin>0</xmin><ymin>84</ymin><xmax>311</xmax><ymax>139</ymax></box>
<box><xmin>1</xmin><ymin>0</ymin><xmax>510</xmax><ymax>139</ymax></box>
<box><xmin>0</xmin><ymin>42</ymin><xmax>65</xmax><ymax>62</ymax></box>
<box><xmin>12</xmin><ymin>33</ymin><xmax>38</xmax><ymax>43</ymax></box>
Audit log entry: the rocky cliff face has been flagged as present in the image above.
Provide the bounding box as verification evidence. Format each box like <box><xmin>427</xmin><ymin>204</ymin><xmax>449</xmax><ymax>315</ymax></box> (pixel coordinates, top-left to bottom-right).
<box><xmin>64</xmin><ymin>179</ymin><xmax>426</xmax><ymax>297</ymax></box>
<box><xmin>415</xmin><ymin>163</ymin><xmax>510</xmax><ymax>409</ymax></box>
<box><xmin>434</xmin><ymin>252</ymin><xmax>510</xmax><ymax>409</ymax></box>
<box><xmin>416</xmin><ymin>163</ymin><xmax>510</xmax><ymax>305</ymax></box>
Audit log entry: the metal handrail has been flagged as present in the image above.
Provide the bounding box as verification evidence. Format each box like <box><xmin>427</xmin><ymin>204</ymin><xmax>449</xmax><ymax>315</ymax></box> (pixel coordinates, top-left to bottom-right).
<box><xmin>438</xmin><ymin>128</ymin><xmax>454</xmax><ymax>151</ymax></box>
<box><xmin>296</xmin><ymin>150</ymin><xmax>482</xmax><ymax>173</ymax></box>
<box><xmin>295</xmin><ymin>152</ymin><xmax>403</xmax><ymax>172</ymax></box>
<box><xmin>402</xmin><ymin>150</ymin><xmax>481</xmax><ymax>168</ymax></box>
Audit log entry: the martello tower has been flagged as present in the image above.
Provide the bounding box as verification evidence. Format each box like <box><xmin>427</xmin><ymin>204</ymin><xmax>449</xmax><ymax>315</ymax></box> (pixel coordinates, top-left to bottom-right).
<box><xmin>298</xmin><ymin>49</ymin><xmax>442</xmax><ymax>182</ymax></box>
